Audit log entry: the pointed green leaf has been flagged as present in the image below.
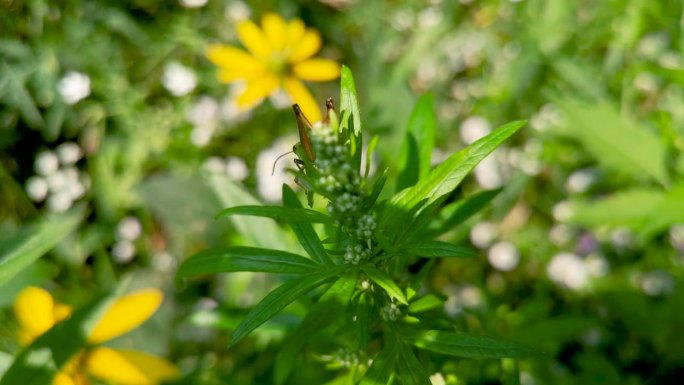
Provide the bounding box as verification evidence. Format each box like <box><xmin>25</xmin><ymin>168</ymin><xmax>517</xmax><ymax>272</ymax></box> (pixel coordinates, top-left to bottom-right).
<box><xmin>230</xmin><ymin>267</ymin><xmax>344</xmax><ymax>345</ymax></box>
<box><xmin>215</xmin><ymin>205</ymin><xmax>332</xmax><ymax>224</ymax></box>
<box><xmin>408</xmin><ymin>294</ymin><xmax>444</xmax><ymax>314</ymax></box>
<box><xmin>362</xmin><ymin>168</ymin><xmax>388</xmax><ymax>212</ymax></box>
<box><xmin>275</xmin><ymin>269</ymin><xmax>358</xmax><ymax>384</ymax></box>
<box><xmin>396</xmin><ymin>342</ymin><xmax>431</xmax><ymax>385</ymax></box>
<box><xmin>569</xmin><ymin>188</ymin><xmax>664</xmax><ymax>229</ymax></box>
<box><xmin>639</xmin><ymin>183</ymin><xmax>684</xmax><ymax>241</ymax></box>
<box><xmin>362</xmin><ymin>266</ymin><xmax>407</xmax><ymax>305</ymax></box>
<box><xmin>0</xmin><ymin>285</ymin><xmax>125</xmax><ymax>385</ymax></box>
<box><xmin>407</xmin><ymin>330</ymin><xmax>541</xmax><ymax>359</ymax></box>
<box><xmin>383</xmin><ymin>120</ymin><xmax>524</xmax><ymax>233</ymax></box>
<box><xmin>340</xmin><ymin>65</ymin><xmax>362</xmax><ymax>137</ymax></box>
<box><xmin>397</xmin><ymin>93</ymin><xmax>436</xmax><ymax>191</ymax></box>
<box><xmin>282</xmin><ymin>185</ymin><xmax>334</xmax><ymax>266</ymax></box>
<box><xmin>177</xmin><ymin>247</ymin><xmax>322</xmax><ymax>278</ymax></box>
<box><xmin>398</xmin><ymin>241</ymin><xmax>478</xmax><ymax>259</ymax></box>
<box><xmin>557</xmin><ymin>99</ymin><xmax>669</xmax><ymax>186</ymax></box>
<box><xmin>360</xmin><ymin>336</ymin><xmax>397</xmax><ymax>385</ymax></box>
<box><xmin>0</xmin><ymin>212</ymin><xmax>81</xmax><ymax>286</ymax></box>
<box><xmin>425</xmin><ymin>188</ymin><xmax>502</xmax><ymax>238</ymax></box>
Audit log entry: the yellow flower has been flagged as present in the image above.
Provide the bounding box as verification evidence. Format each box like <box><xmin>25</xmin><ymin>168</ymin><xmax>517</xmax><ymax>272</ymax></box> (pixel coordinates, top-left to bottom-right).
<box><xmin>207</xmin><ymin>13</ymin><xmax>340</xmax><ymax>123</ymax></box>
<box><xmin>14</xmin><ymin>286</ymin><xmax>179</xmax><ymax>385</ymax></box>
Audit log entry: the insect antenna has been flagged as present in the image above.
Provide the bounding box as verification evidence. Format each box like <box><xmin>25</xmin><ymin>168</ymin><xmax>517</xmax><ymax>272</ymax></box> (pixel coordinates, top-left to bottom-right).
<box><xmin>271</xmin><ymin>150</ymin><xmax>294</xmax><ymax>176</ymax></box>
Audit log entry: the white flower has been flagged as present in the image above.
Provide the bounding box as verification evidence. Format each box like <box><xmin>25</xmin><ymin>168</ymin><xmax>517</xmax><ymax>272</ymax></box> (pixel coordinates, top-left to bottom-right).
<box><xmin>179</xmin><ymin>0</ymin><xmax>207</xmax><ymax>8</ymax></box>
<box><xmin>549</xmin><ymin>224</ymin><xmax>574</xmax><ymax>246</ymax></box>
<box><xmin>34</xmin><ymin>151</ymin><xmax>59</xmax><ymax>176</ymax></box>
<box><xmin>547</xmin><ymin>252</ymin><xmax>588</xmax><ymax>290</ymax></box>
<box><xmin>25</xmin><ymin>176</ymin><xmax>48</xmax><ymax>202</ymax></box>
<box><xmin>112</xmin><ymin>240</ymin><xmax>136</xmax><ymax>263</ymax></box>
<box><xmin>203</xmin><ymin>156</ymin><xmax>227</xmax><ymax>174</ymax></box>
<box><xmin>429</xmin><ymin>373</ymin><xmax>446</xmax><ymax>385</ymax></box>
<box><xmin>162</xmin><ymin>62</ymin><xmax>197</xmax><ymax>96</ymax></box>
<box><xmin>470</xmin><ymin>221</ymin><xmax>498</xmax><ymax>249</ymax></box>
<box><xmin>56</xmin><ymin>142</ymin><xmax>83</xmax><ymax>165</ymax></box>
<box><xmin>224</xmin><ymin>1</ymin><xmax>250</xmax><ymax>23</ymax></box>
<box><xmin>269</xmin><ymin>89</ymin><xmax>292</xmax><ymax>109</ymax></box>
<box><xmin>640</xmin><ymin>270</ymin><xmax>675</xmax><ymax>297</ymax></box>
<box><xmin>117</xmin><ymin>216</ymin><xmax>142</xmax><ymax>241</ymax></box>
<box><xmin>57</xmin><ymin>71</ymin><xmax>91</xmax><ymax>105</ymax></box>
<box><xmin>225</xmin><ymin>156</ymin><xmax>249</xmax><ymax>181</ymax></box>
<box><xmin>585</xmin><ymin>253</ymin><xmax>609</xmax><ymax>277</ymax></box>
<box><xmin>190</xmin><ymin>126</ymin><xmax>215</xmax><ymax>147</ymax></box>
<box><xmin>566</xmin><ymin>168</ymin><xmax>599</xmax><ymax>194</ymax></box>
<box><xmin>46</xmin><ymin>191</ymin><xmax>73</xmax><ymax>213</ymax></box>
<box><xmin>186</xmin><ymin>96</ymin><xmax>219</xmax><ymax>127</ymax></box>
<box><xmin>460</xmin><ymin>116</ymin><xmax>491</xmax><ymax>145</ymax></box>
<box><xmin>256</xmin><ymin>136</ymin><xmax>296</xmax><ymax>202</ymax></box>
<box><xmin>474</xmin><ymin>152</ymin><xmax>504</xmax><ymax>189</ymax></box>
<box><xmin>487</xmin><ymin>241</ymin><xmax>520</xmax><ymax>272</ymax></box>
<box><xmin>417</xmin><ymin>6</ymin><xmax>443</xmax><ymax>28</ymax></box>
<box><xmin>552</xmin><ymin>200</ymin><xmax>574</xmax><ymax>222</ymax></box>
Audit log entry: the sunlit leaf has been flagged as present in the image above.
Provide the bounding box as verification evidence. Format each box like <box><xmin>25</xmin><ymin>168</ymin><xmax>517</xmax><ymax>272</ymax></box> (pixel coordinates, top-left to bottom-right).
<box><xmin>177</xmin><ymin>247</ymin><xmax>323</xmax><ymax>278</ymax></box>
<box><xmin>407</xmin><ymin>330</ymin><xmax>541</xmax><ymax>359</ymax></box>
<box><xmin>398</xmin><ymin>241</ymin><xmax>478</xmax><ymax>259</ymax></box>
<box><xmin>230</xmin><ymin>267</ymin><xmax>344</xmax><ymax>346</ymax></box>
<box><xmin>0</xmin><ymin>212</ymin><xmax>80</xmax><ymax>286</ymax></box>
<box><xmin>362</xmin><ymin>266</ymin><xmax>407</xmax><ymax>305</ymax></box>
<box><xmin>282</xmin><ymin>185</ymin><xmax>334</xmax><ymax>266</ymax></box>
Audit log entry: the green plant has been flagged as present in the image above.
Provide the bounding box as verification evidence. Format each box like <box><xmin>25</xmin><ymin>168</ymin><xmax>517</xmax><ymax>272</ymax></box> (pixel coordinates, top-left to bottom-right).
<box><xmin>176</xmin><ymin>66</ymin><xmax>533</xmax><ymax>384</ymax></box>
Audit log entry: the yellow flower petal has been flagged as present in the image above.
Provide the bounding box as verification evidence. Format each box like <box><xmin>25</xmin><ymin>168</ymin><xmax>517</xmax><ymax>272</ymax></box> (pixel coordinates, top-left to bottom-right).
<box><xmin>282</xmin><ymin>77</ymin><xmax>321</xmax><ymax>123</ymax></box>
<box><xmin>53</xmin><ymin>372</ymin><xmax>76</xmax><ymax>385</ymax></box>
<box><xmin>14</xmin><ymin>286</ymin><xmax>57</xmax><ymax>344</ymax></box>
<box><xmin>235</xmin><ymin>75</ymin><xmax>279</xmax><ymax>109</ymax></box>
<box><xmin>293</xmin><ymin>59</ymin><xmax>340</xmax><ymax>82</ymax></box>
<box><xmin>217</xmin><ymin>68</ymin><xmax>264</xmax><ymax>83</ymax></box>
<box><xmin>88</xmin><ymin>289</ymin><xmax>162</xmax><ymax>344</ymax></box>
<box><xmin>206</xmin><ymin>44</ymin><xmax>265</xmax><ymax>71</ymax></box>
<box><xmin>53</xmin><ymin>303</ymin><xmax>73</xmax><ymax>323</ymax></box>
<box><xmin>285</xmin><ymin>18</ymin><xmax>306</xmax><ymax>51</ymax></box>
<box><xmin>237</xmin><ymin>19</ymin><xmax>272</xmax><ymax>59</ymax></box>
<box><xmin>85</xmin><ymin>347</ymin><xmax>179</xmax><ymax>385</ymax></box>
<box><xmin>262</xmin><ymin>13</ymin><xmax>287</xmax><ymax>52</ymax></box>
<box><xmin>288</xmin><ymin>29</ymin><xmax>322</xmax><ymax>63</ymax></box>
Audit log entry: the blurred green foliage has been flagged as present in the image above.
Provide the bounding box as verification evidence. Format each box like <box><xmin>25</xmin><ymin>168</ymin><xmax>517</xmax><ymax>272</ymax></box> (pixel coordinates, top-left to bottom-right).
<box><xmin>1</xmin><ymin>0</ymin><xmax>684</xmax><ymax>384</ymax></box>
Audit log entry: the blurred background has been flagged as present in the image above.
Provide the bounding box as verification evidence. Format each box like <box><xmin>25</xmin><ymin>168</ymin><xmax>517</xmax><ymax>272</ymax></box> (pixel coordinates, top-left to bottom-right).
<box><xmin>1</xmin><ymin>0</ymin><xmax>684</xmax><ymax>384</ymax></box>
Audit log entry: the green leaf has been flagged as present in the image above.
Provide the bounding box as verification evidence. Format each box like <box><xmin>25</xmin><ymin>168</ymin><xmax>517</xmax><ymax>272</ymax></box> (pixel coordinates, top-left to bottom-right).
<box><xmin>383</xmin><ymin>121</ymin><xmax>525</xmax><ymax>236</ymax></box>
<box><xmin>639</xmin><ymin>183</ymin><xmax>684</xmax><ymax>241</ymax></box>
<box><xmin>362</xmin><ymin>266</ymin><xmax>407</xmax><ymax>305</ymax></box>
<box><xmin>557</xmin><ymin>99</ymin><xmax>669</xmax><ymax>186</ymax></box>
<box><xmin>407</xmin><ymin>330</ymin><xmax>541</xmax><ymax>359</ymax></box>
<box><xmin>569</xmin><ymin>188</ymin><xmax>664</xmax><ymax>229</ymax></box>
<box><xmin>0</xmin><ymin>286</ymin><xmax>125</xmax><ymax>385</ymax></box>
<box><xmin>425</xmin><ymin>188</ymin><xmax>502</xmax><ymax>238</ymax></box>
<box><xmin>340</xmin><ymin>65</ymin><xmax>363</xmax><ymax>170</ymax></box>
<box><xmin>275</xmin><ymin>269</ymin><xmax>359</xmax><ymax>385</ymax></box>
<box><xmin>365</xmin><ymin>135</ymin><xmax>380</xmax><ymax>178</ymax></box>
<box><xmin>396</xmin><ymin>342</ymin><xmax>431</xmax><ymax>385</ymax></box>
<box><xmin>230</xmin><ymin>267</ymin><xmax>344</xmax><ymax>346</ymax></box>
<box><xmin>408</xmin><ymin>294</ymin><xmax>444</xmax><ymax>314</ymax></box>
<box><xmin>282</xmin><ymin>185</ymin><xmax>334</xmax><ymax>266</ymax></box>
<box><xmin>177</xmin><ymin>247</ymin><xmax>323</xmax><ymax>278</ymax></box>
<box><xmin>397</xmin><ymin>93</ymin><xmax>436</xmax><ymax>191</ymax></box>
<box><xmin>0</xmin><ymin>212</ymin><xmax>81</xmax><ymax>286</ymax></box>
<box><xmin>360</xmin><ymin>336</ymin><xmax>397</xmax><ymax>385</ymax></box>
<box><xmin>398</xmin><ymin>241</ymin><xmax>478</xmax><ymax>259</ymax></box>
<box><xmin>362</xmin><ymin>168</ymin><xmax>388</xmax><ymax>212</ymax></box>
<box><xmin>215</xmin><ymin>205</ymin><xmax>332</xmax><ymax>224</ymax></box>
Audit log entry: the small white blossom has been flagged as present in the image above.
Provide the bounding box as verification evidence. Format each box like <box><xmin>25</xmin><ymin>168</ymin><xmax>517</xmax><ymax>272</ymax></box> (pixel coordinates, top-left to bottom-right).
<box><xmin>256</xmin><ymin>137</ymin><xmax>294</xmax><ymax>202</ymax></box>
<box><xmin>430</xmin><ymin>373</ymin><xmax>446</xmax><ymax>385</ymax></box>
<box><xmin>25</xmin><ymin>176</ymin><xmax>48</xmax><ymax>202</ymax></box>
<box><xmin>186</xmin><ymin>96</ymin><xmax>219</xmax><ymax>127</ymax></box>
<box><xmin>35</xmin><ymin>151</ymin><xmax>59</xmax><ymax>176</ymax></box>
<box><xmin>56</xmin><ymin>142</ymin><xmax>83</xmax><ymax>166</ymax></box>
<box><xmin>470</xmin><ymin>221</ymin><xmax>498</xmax><ymax>249</ymax></box>
<box><xmin>547</xmin><ymin>252</ymin><xmax>588</xmax><ymax>290</ymax></box>
<box><xmin>566</xmin><ymin>168</ymin><xmax>599</xmax><ymax>194</ymax></box>
<box><xmin>162</xmin><ymin>62</ymin><xmax>197</xmax><ymax>96</ymax></box>
<box><xmin>225</xmin><ymin>156</ymin><xmax>249</xmax><ymax>181</ymax></box>
<box><xmin>117</xmin><ymin>216</ymin><xmax>142</xmax><ymax>241</ymax></box>
<box><xmin>552</xmin><ymin>200</ymin><xmax>574</xmax><ymax>222</ymax></box>
<box><xmin>47</xmin><ymin>191</ymin><xmax>73</xmax><ymax>213</ymax></box>
<box><xmin>487</xmin><ymin>241</ymin><xmax>520</xmax><ymax>272</ymax></box>
<box><xmin>112</xmin><ymin>240</ymin><xmax>136</xmax><ymax>263</ymax></box>
<box><xmin>58</xmin><ymin>71</ymin><xmax>91</xmax><ymax>105</ymax></box>
<box><xmin>640</xmin><ymin>270</ymin><xmax>675</xmax><ymax>297</ymax></box>
<box><xmin>179</xmin><ymin>0</ymin><xmax>207</xmax><ymax>8</ymax></box>
<box><xmin>224</xmin><ymin>1</ymin><xmax>250</xmax><ymax>23</ymax></box>
<box><xmin>190</xmin><ymin>126</ymin><xmax>215</xmax><ymax>147</ymax></box>
<box><xmin>460</xmin><ymin>116</ymin><xmax>491</xmax><ymax>145</ymax></box>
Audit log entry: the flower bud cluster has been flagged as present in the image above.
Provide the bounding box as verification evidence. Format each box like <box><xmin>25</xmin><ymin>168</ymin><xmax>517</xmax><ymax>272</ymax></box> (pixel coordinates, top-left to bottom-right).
<box><xmin>380</xmin><ymin>303</ymin><xmax>402</xmax><ymax>322</ymax></box>
<box><xmin>309</xmin><ymin>122</ymin><xmax>376</xmax><ymax>266</ymax></box>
